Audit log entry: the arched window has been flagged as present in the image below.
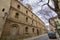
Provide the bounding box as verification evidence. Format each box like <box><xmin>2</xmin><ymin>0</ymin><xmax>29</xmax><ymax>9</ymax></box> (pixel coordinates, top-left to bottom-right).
<box><xmin>17</xmin><ymin>5</ymin><xmax>20</xmax><ymax>9</ymax></box>
<box><xmin>15</xmin><ymin>13</ymin><xmax>19</xmax><ymax>18</ymax></box>
<box><xmin>25</xmin><ymin>27</ymin><xmax>28</xmax><ymax>32</ymax></box>
<box><xmin>26</xmin><ymin>17</ymin><xmax>28</xmax><ymax>22</ymax></box>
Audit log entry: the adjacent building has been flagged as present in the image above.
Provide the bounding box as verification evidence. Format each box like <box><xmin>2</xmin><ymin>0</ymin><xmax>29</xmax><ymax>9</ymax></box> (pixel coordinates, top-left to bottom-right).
<box><xmin>0</xmin><ymin>0</ymin><xmax>46</xmax><ymax>40</ymax></box>
<box><xmin>49</xmin><ymin>17</ymin><xmax>60</xmax><ymax>36</ymax></box>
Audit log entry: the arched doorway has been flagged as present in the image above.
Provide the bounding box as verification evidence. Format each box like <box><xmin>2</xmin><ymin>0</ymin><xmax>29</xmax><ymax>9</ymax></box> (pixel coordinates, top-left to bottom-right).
<box><xmin>9</xmin><ymin>24</ymin><xmax>19</xmax><ymax>40</ymax></box>
<box><xmin>1</xmin><ymin>24</ymin><xmax>19</xmax><ymax>40</ymax></box>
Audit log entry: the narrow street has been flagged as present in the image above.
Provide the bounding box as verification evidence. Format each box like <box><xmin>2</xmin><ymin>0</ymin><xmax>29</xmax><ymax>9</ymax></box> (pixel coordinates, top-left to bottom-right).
<box><xmin>24</xmin><ymin>34</ymin><xmax>60</xmax><ymax>40</ymax></box>
<box><xmin>0</xmin><ymin>0</ymin><xmax>60</xmax><ymax>40</ymax></box>
<box><xmin>49</xmin><ymin>39</ymin><xmax>57</xmax><ymax>40</ymax></box>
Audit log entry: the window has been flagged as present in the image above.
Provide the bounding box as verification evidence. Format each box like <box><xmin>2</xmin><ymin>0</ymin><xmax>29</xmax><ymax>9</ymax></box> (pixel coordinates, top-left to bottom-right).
<box><xmin>37</xmin><ymin>29</ymin><xmax>39</xmax><ymax>35</ymax></box>
<box><xmin>2</xmin><ymin>8</ymin><xmax>5</xmax><ymax>12</ymax></box>
<box><xmin>25</xmin><ymin>27</ymin><xmax>28</xmax><ymax>32</ymax></box>
<box><xmin>26</xmin><ymin>11</ymin><xmax>28</xmax><ymax>13</ymax></box>
<box><xmin>17</xmin><ymin>5</ymin><xmax>20</xmax><ymax>9</ymax></box>
<box><xmin>32</xmin><ymin>28</ymin><xmax>34</xmax><ymax>32</ymax></box>
<box><xmin>36</xmin><ymin>22</ymin><xmax>37</xmax><ymax>25</ymax></box>
<box><xmin>32</xmin><ymin>20</ymin><xmax>33</xmax><ymax>23</ymax></box>
<box><xmin>15</xmin><ymin>13</ymin><xmax>19</xmax><ymax>18</ymax></box>
<box><xmin>26</xmin><ymin>11</ymin><xmax>28</xmax><ymax>15</ymax></box>
<box><xmin>32</xmin><ymin>15</ymin><xmax>33</xmax><ymax>18</ymax></box>
<box><xmin>26</xmin><ymin>17</ymin><xmax>28</xmax><ymax>22</ymax></box>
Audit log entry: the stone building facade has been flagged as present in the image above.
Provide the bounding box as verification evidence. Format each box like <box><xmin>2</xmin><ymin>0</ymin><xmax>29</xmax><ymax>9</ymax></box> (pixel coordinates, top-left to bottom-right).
<box><xmin>0</xmin><ymin>0</ymin><xmax>46</xmax><ymax>40</ymax></box>
<box><xmin>0</xmin><ymin>0</ymin><xmax>11</xmax><ymax>38</ymax></box>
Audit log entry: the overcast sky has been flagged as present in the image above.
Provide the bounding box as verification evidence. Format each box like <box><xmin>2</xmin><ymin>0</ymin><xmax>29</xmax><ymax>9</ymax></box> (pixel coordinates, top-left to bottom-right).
<box><xmin>18</xmin><ymin>0</ymin><xmax>57</xmax><ymax>25</ymax></box>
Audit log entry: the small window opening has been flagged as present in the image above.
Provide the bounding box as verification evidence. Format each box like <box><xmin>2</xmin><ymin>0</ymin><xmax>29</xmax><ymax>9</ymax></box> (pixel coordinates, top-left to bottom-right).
<box><xmin>2</xmin><ymin>8</ymin><xmax>5</xmax><ymax>12</ymax></box>
<box><xmin>15</xmin><ymin>13</ymin><xmax>19</xmax><ymax>18</ymax></box>
<box><xmin>25</xmin><ymin>27</ymin><xmax>28</xmax><ymax>32</ymax></box>
<box><xmin>26</xmin><ymin>17</ymin><xmax>28</xmax><ymax>22</ymax></box>
<box><xmin>17</xmin><ymin>5</ymin><xmax>20</xmax><ymax>9</ymax></box>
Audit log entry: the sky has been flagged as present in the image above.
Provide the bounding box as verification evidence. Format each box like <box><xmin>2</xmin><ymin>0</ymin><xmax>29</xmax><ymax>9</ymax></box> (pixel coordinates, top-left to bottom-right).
<box><xmin>18</xmin><ymin>0</ymin><xmax>57</xmax><ymax>25</ymax></box>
